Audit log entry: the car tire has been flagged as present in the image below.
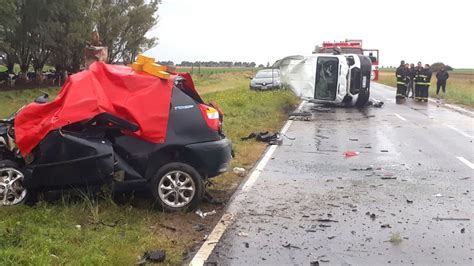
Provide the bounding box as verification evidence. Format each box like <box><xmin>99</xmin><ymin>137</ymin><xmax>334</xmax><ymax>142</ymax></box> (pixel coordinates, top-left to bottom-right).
<box><xmin>0</xmin><ymin>160</ymin><xmax>33</xmax><ymax>206</ymax></box>
<box><xmin>151</xmin><ymin>162</ymin><xmax>204</xmax><ymax>212</ymax></box>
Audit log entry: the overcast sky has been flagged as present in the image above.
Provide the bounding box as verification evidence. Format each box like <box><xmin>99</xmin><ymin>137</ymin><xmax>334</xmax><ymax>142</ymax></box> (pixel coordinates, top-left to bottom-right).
<box><xmin>145</xmin><ymin>0</ymin><xmax>473</xmax><ymax>68</ymax></box>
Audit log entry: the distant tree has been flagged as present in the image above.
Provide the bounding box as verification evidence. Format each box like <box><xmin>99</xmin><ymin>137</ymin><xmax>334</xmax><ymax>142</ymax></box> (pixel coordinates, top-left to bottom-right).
<box><xmin>431</xmin><ymin>62</ymin><xmax>453</xmax><ymax>72</ymax></box>
<box><xmin>258</xmin><ymin>64</ymin><xmax>264</xmax><ymax>68</ymax></box>
<box><xmin>249</xmin><ymin>62</ymin><xmax>256</xmax><ymax>68</ymax></box>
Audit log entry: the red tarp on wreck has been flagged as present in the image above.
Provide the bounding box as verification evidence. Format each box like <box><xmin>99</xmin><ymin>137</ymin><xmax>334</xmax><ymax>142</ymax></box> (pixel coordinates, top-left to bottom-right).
<box><xmin>15</xmin><ymin>62</ymin><xmax>183</xmax><ymax>155</ymax></box>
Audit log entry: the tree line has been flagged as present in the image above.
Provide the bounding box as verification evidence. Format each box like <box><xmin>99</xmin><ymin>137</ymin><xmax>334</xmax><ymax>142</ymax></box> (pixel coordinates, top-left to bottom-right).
<box><xmin>0</xmin><ymin>0</ymin><xmax>159</xmax><ymax>84</ymax></box>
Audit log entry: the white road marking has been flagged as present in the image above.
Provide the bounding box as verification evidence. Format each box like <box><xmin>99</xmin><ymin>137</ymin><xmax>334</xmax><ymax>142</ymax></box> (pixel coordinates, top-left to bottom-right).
<box><xmin>393</xmin><ymin>113</ymin><xmax>407</xmax><ymax>121</ymax></box>
<box><xmin>189</xmin><ymin>100</ymin><xmax>306</xmax><ymax>266</ymax></box>
<box><xmin>456</xmin><ymin>157</ymin><xmax>474</xmax><ymax>170</ymax></box>
<box><xmin>444</xmin><ymin>124</ymin><xmax>474</xmax><ymax>139</ymax></box>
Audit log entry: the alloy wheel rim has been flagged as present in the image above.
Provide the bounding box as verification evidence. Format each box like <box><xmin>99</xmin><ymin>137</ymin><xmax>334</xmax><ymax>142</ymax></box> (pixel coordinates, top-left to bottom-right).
<box><xmin>0</xmin><ymin>167</ymin><xmax>27</xmax><ymax>206</ymax></box>
<box><xmin>158</xmin><ymin>170</ymin><xmax>195</xmax><ymax>208</ymax></box>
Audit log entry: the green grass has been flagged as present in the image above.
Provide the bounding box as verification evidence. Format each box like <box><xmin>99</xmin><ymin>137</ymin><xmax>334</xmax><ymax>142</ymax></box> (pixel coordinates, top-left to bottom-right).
<box><xmin>0</xmin><ymin>70</ymin><xmax>299</xmax><ymax>265</ymax></box>
<box><xmin>377</xmin><ymin>71</ymin><xmax>474</xmax><ymax>108</ymax></box>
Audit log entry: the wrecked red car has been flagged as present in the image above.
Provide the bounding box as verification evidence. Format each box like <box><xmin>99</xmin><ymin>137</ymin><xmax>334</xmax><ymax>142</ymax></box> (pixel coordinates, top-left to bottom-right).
<box><xmin>0</xmin><ymin>62</ymin><xmax>232</xmax><ymax>211</ymax></box>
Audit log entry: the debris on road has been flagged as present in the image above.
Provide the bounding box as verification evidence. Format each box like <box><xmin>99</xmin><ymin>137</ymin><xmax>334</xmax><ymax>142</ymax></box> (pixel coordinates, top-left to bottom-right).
<box><xmin>406</xmin><ymin>199</ymin><xmax>414</xmax><ymax>204</ymax></box>
<box><xmin>237</xmin><ymin>231</ymin><xmax>249</xmax><ymax>237</ymax></box>
<box><xmin>289</xmin><ymin>111</ymin><xmax>312</xmax><ymax>121</ymax></box>
<box><xmin>432</xmin><ymin>193</ymin><xmax>443</xmax><ymax>198</ymax></box>
<box><xmin>387</xmin><ymin>232</ymin><xmax>403</xmax><ymax>245</ymax></box>
<box><xmin>458</xmin><ymin>176</ymin><xmax>470</xmax><ymax>180</ymax></box>
<box><xmin>282</xmin><ymin>243</ymin><xmax>301</xmax><ymax>249</ymax></box>
<box><xmin>349</xmin><ymin>138</ymin><xmax>359</xmax><ymax>141</ymax></box>
<box><xmin>350</xmin><ymin>166</ymin><xmax>373</xmax><ymax>171</ymax></box>
<box><xmin>461</xmin><ymin>228</ymin><xmax>465</xmax><ymax>233</ymax></box>
<box><xmin>327</xmin><ymin>236</ymin><xmax>336</xmax><ymax>240</ymax></box>
<box><xmin>137</xmin><ymin>250</ymin><xmax>166</xmax><ymax>264</ymax></box>
<box><xmin>343</xmin><ymin>151</ymin><xmax>359</xmax><ymax>158</ymax></box>
<box><xmin>195</xmin><ymin>209</ymin><xmax>217</xmax><ymax>219</ymax></box>
<box><xmin>316</xmin><ymin>219</ymin><xmax>338</xmax><ymax>223</ymax></box>
<box><xmin>365</xmin><ymin>212</ymin><xmax>376</xmax><ymax>220</ymax></box>
<box><xmin>233</xmin><ymin>167</ymin><xmax>247</xmax><ymax>177</ymax></box>
<box><xmin>241</xmin><ymin>131</ymin><xmax>283</xmax><ymax>145</ymax></box>
<box><xmin>381</xmin><ymin>224</ymin><xmax>392</xmax><ymax>228</ymax></box>
<box><xmin>432</xmin><ymin>217</ymin><xmax>470</xmax><ymax>221</ymax></box>
<box><xmin>380</xmin><ymin>149</ymin><xmax>389</xmax><ymax>152</ymax></box>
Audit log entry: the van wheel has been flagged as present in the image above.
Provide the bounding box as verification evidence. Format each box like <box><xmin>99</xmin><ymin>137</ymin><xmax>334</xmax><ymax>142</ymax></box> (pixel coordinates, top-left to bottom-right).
<box><xmin>151</xmin><ymin>162</ymin><xmax>204</xmax><ymax>212</ymax></box>
<box><xmin>0</xmin><ymin>160</ymin><xmax>29</xmax><ymax>206</ymax></box>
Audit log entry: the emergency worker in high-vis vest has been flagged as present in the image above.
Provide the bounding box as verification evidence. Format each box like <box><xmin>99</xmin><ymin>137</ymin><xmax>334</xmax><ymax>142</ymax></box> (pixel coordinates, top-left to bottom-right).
<box><xmin>415</xmin><ymin>63</ymin><xmax>432</xmax><ymax>102</ymax></box>
<box><xmin>395</xmin><ymin>60</ymin><xmax>408</xmax><ymax>103</ymax></box>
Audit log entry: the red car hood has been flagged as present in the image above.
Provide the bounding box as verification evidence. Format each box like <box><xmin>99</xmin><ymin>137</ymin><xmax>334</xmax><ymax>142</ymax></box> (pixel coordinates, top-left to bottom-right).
<box><xmin>15</xmin><ymin>62</ymin><xmax>198</xmax><ymax>155</ymax></box>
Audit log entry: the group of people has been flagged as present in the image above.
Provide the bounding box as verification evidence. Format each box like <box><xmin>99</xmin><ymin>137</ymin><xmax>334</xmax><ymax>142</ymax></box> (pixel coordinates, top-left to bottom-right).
<box><xmin>395</xmin><ymin>61</ymin><xmax>449</xmax><ymax>103</ymax></box>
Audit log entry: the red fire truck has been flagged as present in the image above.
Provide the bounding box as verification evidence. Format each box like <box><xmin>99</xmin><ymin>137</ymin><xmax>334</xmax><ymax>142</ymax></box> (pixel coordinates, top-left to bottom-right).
<box><xmin>313</xmin><ymin>39</ymin><xmax>379</xmax><ymax>81</ymax></box>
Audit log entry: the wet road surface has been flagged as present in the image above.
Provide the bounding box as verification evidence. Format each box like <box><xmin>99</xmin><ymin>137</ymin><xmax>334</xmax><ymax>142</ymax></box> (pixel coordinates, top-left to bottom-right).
<box><xmin>202</xmin><ymin>83</ymin><xmax>474</xmax><ymax>265</ymax></box>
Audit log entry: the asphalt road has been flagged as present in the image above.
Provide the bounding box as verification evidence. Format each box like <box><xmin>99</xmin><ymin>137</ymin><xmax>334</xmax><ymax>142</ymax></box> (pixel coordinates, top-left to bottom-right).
<box><xmin>197</xmin><ymin>83</ymin><xmax>474</xmax><ymax>266</ymax></box>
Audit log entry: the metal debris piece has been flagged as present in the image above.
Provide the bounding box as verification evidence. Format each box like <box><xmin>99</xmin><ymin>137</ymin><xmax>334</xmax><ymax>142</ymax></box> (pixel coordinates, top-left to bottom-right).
<box><xmin>195</xmin><ymin>209</ymin><xmax>217</xmax><ymax>219</ymax></box>
<box><xmin>328</xmin><ymin>236</ymin><xmax>336</xmax><ymax>239</ymax></box>
<box><xmin>381</xmin><ymin>224</ymin><xmax>391</xmax><ymax>228</ymax></box>
<box><xmin>432</xmin><ymin>194</ymin><xmax>443</xmax><ymax>198</ymax></box>
<box><xmin>282</xmin><ymin>243</ymin><xmax>301</xmax><ymax>249</ymax></box>
<box><xmin>432</xmin><ymin>217</ymin><xmax>470</xmax><ymax>221</ymax></box>
<box><xmin>237</xmin><ymin>231</ymin><xmax>249</xmax><ymax>237</ymax></box>
<box><xmin>458</xmin><ymin>176</ymin><xmax>470</xmax><ymax>180</ymax></box>
<box><xmin>316</xmin><ymin>219</ymin><xmax>338</xmax><ymax>223</ymax></box>
<box><xmin>461</xmin><ymin>228</ymin><xmax>465</xmax><ymax>233</ymax></box>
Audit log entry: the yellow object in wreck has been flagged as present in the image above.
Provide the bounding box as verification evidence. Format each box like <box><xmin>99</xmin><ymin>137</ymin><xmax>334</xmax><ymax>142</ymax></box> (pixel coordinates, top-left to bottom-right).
<box><xmin>130</xmin><ymin>54</ymin><xmax>172</xmax><ymax>80</ymax></box>
<box><xmin>136</xmin><ymin>54</ymin><xmax>155</xmax><ymax>64</ymax></box>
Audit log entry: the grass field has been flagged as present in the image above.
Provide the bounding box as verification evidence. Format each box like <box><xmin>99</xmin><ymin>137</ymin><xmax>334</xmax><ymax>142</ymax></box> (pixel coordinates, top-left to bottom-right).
<box><xmin>377</xmin><ymin>70</ymin><xmax>474</xmax><ymax>107</ymax></box>
<box><xmin>0</xmin><ymin>69</ymin><xmax>298</xmax><ymax>265</ymax></box>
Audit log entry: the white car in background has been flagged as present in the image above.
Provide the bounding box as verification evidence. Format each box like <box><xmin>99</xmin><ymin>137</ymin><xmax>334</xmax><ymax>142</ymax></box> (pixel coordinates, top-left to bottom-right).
<box><xmin>250</xmin><ymin>69</ymin><xmax>282</xmax><ymax>90</ymax></box>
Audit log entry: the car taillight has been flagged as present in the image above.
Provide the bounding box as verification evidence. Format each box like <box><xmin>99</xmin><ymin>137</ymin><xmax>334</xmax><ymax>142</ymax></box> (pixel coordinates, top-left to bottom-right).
<box><xmin>198</xmin><ymin>104</ymin><xmax>220</xmax><ymax>131</ymax></box>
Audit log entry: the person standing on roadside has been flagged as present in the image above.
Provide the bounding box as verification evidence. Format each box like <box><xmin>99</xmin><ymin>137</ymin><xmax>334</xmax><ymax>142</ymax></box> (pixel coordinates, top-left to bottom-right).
<box><xmin>436</xmin><ymin>67</ymin><xmax>449</xmax><ymax>98</ymax></box>
<box><xmin>395</xmin><ymin>60</ymin><xmax>409</xmax><ymax>103</ymax></box>
<box><xmin>415</xmin><ymin>64</ymin><xmax>432</xmax><ymax>102</ymax></box>
<box><xmin>407</xmin><ymin>63</ymin><xmax>416</xmax><ymax>98</ymax></box>
<box><xmin>414</xmin><ymin>62</ymin><xmax>424</xmax><ymax>101</ymax></box>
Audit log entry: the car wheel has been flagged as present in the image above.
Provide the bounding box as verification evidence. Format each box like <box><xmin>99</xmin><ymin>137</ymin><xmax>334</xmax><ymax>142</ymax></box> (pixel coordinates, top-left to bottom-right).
<box><xmin>0</xmin><ymin>160</ymin><xmax>29</xmax><ymax>206</ymax></box>
<box><xmin>151</xmin><ymin>162</ymin><xmax>204</xmax><ymax>212</ymax></box>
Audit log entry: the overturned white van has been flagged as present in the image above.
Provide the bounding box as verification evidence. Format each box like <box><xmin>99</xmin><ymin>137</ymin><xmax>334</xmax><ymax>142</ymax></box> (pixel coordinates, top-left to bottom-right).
<box><xmin>273</xmin><ymin>54</ymin><xmax>372</xmax><ymax>107</ymax></box>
